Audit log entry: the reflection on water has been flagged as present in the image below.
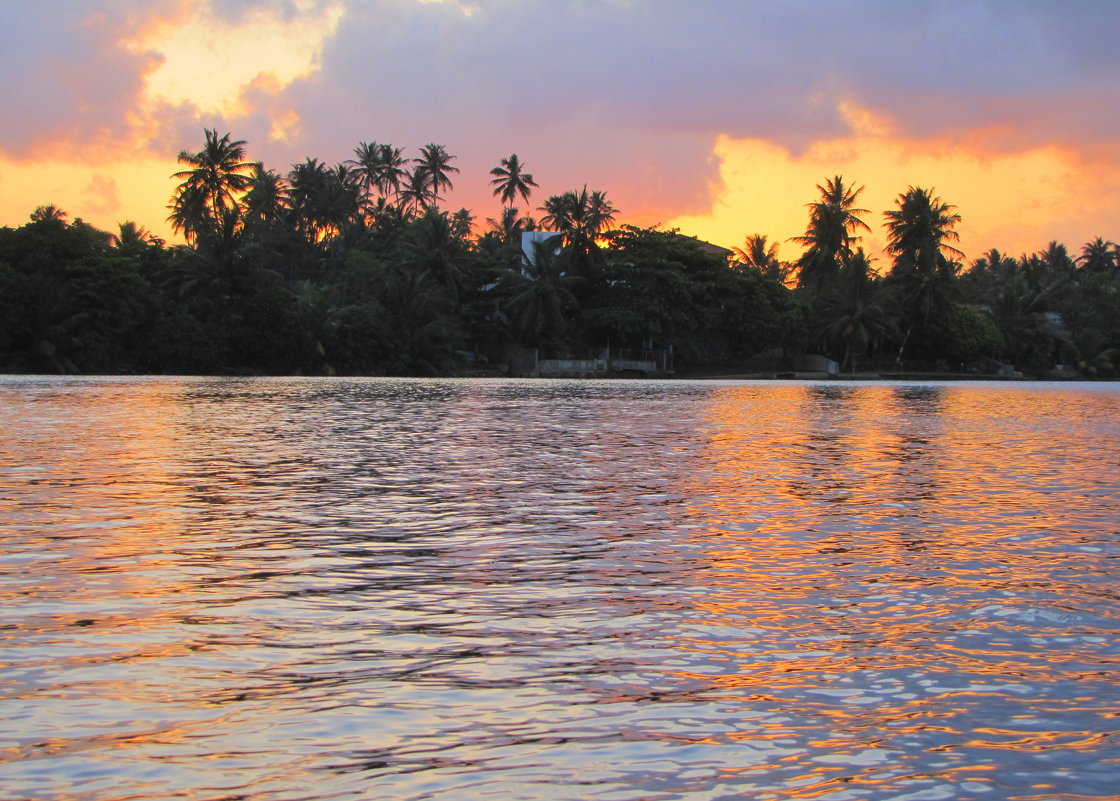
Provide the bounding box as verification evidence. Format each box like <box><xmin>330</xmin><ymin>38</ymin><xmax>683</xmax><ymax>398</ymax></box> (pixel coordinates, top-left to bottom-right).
<box><xmin>1</xmin><ymin>377</ymin><xmax>1118</xmax><ymax>800</ymax></box>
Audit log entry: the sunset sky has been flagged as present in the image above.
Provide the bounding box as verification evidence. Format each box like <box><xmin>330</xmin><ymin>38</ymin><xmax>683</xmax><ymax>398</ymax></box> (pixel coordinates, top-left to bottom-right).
<box><xmin>2</xmin><ymin>0</ymin><xmax>1118</xmax><ymax>264</ymax></box>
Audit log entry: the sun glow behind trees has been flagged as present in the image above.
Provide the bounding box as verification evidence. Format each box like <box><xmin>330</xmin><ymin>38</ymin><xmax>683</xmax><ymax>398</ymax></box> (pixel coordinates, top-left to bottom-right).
<box><xmin>667</xmin><ymin>121</ymin><xmax>1110</xmax><ymax>264</ymax></box>
<box><xmin>2</xmin><ymin>1</ymin><xmax>1120</xmax><ymax>266</ymax></box>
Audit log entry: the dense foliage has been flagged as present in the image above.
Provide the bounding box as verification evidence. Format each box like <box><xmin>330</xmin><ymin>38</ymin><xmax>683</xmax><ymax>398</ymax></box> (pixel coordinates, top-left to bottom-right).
<box><xmin>2</xmin><ymin>132</ymin><xmax>1118</xmax><ymax>377</ymax></box>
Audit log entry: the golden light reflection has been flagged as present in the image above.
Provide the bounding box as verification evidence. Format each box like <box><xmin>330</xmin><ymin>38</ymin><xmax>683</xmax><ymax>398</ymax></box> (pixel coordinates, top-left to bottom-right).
<box><xmin>642</xmin><ymin>383</ymin><xmax>1118</xmax><ymax>794</ymax></box>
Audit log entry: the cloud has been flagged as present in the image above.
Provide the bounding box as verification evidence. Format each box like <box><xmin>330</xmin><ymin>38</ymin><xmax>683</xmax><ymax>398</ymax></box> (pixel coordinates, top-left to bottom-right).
<box><xmin>0</xmin><ymin>0</ymin><xmax>339</xmax><ymax>162</ymax></box>
<box><xmin>668</xmin><ymin>119</ymin><xmax>1120</xmax><ymax>261</ymax></box>
<box><xmin>226</xmin><ymin>0</ymin><xmax>1120</xmax><ymax>225</ymax></box>
<box><xmin>0</xmin><ymin>2</ymin><xmax>181</xmax><ymax>159</ymax></box>
<box><xmin>83</xmin><ymin>173</ymin><xmax>120</xmax><ymax>216</ymax></box>
<box><xmin>1</xmin><ymin>0</ymin><xmax>1118</xmax><ymax>246</ymax></box>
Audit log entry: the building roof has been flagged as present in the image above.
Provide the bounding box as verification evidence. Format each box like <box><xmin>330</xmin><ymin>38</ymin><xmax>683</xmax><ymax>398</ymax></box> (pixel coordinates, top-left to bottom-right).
<box><xmin>671</xmin><ymin>233</ymin><xmax>733</xmax><ymax>258</ymax></box>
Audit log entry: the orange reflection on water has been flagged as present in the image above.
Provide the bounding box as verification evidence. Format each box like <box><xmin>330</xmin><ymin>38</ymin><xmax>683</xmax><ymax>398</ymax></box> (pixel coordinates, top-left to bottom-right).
<box><xmin>647</xmin><ymin>382</ymin><xmax>1120</xmax><ymax>794</ymax></box>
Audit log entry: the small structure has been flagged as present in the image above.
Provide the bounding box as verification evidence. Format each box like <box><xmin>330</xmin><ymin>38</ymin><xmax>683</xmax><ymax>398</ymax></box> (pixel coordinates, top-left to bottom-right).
<box><xmin>793</xmin><ymin>354</ymin><xmax>840</xmax><ymax>377</ymax></box>
<box><xmin>511</xmin><ymin>347</ymin><xmax>673</xmax><ymax>378</ymax></box>
<box><xmin>521</xmin><ymin>231</ymin><xmax>563</xmax><ymax>268</ymax></box>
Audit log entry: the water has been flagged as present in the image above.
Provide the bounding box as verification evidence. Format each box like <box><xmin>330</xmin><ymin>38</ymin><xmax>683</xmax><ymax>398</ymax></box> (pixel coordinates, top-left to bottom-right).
<box><xmin>1</xmin><ymin>376</ymin><xmax>1118</xmax><ymax>801</ymax></box>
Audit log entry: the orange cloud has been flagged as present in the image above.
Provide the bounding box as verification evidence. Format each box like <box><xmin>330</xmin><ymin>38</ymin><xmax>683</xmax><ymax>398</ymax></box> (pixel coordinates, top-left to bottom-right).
<box><xmin>83</xmin><ymin>174</ymin><xmax>121</xmax><ymax>216</ymax></box>
<box><xmin>133</xmin><ymin>1</ymin><xmax>344</xmax><ymax>116</ymax></box>
<box><xmin>669</xmin><ymin>102</ymin><xmax>1120</xmax><ymax>262</ymax></box>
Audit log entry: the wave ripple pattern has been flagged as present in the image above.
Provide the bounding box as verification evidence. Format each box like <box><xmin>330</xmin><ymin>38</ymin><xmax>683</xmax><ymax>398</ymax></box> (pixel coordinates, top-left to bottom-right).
<box><xmin>1</xmin><ymin>377</ymin><xmax>1117</xmax><ymax>801</ymax></box>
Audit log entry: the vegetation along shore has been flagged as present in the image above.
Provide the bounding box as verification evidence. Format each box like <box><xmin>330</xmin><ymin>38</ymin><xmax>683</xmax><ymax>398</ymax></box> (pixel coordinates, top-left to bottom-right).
<box><xmin>2</xmin><ymin>130</ymin><xmax>1117</xmax><ymax>379</ymax></box>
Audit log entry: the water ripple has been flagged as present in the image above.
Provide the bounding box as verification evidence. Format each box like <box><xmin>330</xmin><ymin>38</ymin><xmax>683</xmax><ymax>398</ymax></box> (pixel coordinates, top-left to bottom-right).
<box><xmin>1</xmin><ymin>377</ymin><xmax>1118</xmax><ymax>800</ymax></box>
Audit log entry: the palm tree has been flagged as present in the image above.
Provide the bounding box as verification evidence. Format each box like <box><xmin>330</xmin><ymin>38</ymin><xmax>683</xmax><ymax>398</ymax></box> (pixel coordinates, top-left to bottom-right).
<box><xmin>243</xmin><ymin>163</ymin><xmax>289</xmax><ymax>230</ymax></box>
<box><xmin>490</xmin><ymin>154</ymin><xmax>539</xmax><ymax>208</ymax></box>
<box><xmin>348</xmin><ymin>142</ymin><xmax>409</xmax><ymax>204</ymax></box>
<box><xmin>791</xmin><ymin>176</ymin><xmax>871</xmax><ymax>295</ymax></box>
<box><xmin>486</xmin><ymin>206</ymin><xmax>531</xmax><ymax>245</ymax></box>
<box><xmin>539</xmin><ymin>187</ymin><xmax>617</xmax><ymax>240</ymax></box>
<box><xmin>288</xmin><ymin>158</ymin><xmax>331</xmax><ymax>241</ymax></box>
<box><xmin>586</xmin><ymin>190</ymin><xmax>618</xmax><ymax>235</ymax></box>
<box><xmin>1065</xmin><ymin>328</ymin><xmax>1118</xmax><ymax>377</ymax></box>
<box><xmin>30</xmin><ymin>205</ymin><xmax>68</xmax><ymax>224</ymax></box>
<box><xmin>539</xmin><ymin>187</ymin><xmax>617</xmax><ymax>277</ymax></box>
<box><xmin>1039</xmin><ymin>240</ymin><xmax>1077</xmax><ymax>284</ymax></box>
<box><xmin>348</xmin><ymin>141</ymin><xmax>383</xmax><ymax>200</ymax></box>
<box><xmin>816</xmin><ymin>250</ymin><xmax>892</xmax><ymax>371</ymax></box>
<box><xmin>398</xmin><ymin>168</ymin><xmax>430</xmax><ymax>216</ymax></box>
<box><xmin>288</xmin><ymin>160</ymin><xmax>362</xmax><ymax>242</ymax></box>
<box><xmin>449</xmin><ymin>207</ymin><xmax>474</xmax><ymax>241</ymax></box>
<box><xmin>884</xmin><ymin>186</ymin><xmax>963</xmax><ymax>276</ymax></box>
<box><xmin>883</xmin><ymin>187</ymin><xmax>963</xmax><ymax>355</ymax></box>
<box><xmin>732</xmin><ymin>234</ymin><xmax>791</xmax><ymax>284</ymax></box>
<box><xmin>402</xmin><ymin>207</ymin><xmax>471</xmax><ymax>308</ymax></box>
<box><xmin>506</xmin><ymin>237</ymin><xmax>581</xmax><ymax>349</ymax></box>
<box><xmin>169</xmin><ymin>129</ymin><xmax>253</xmax><ymax>243</ymax></box>
<box><xmin>111</xmin><ymin>221</ymin><xmax>161</xmax><ymax>262</ymax></box>
<box><xmin>413</xmin><ymin>143</ymin><xmax>459</xmax><ymax>207</ymax></box>
<box><xmin>1078</xmin><ymin>237</ymin><xmax>1117</xmax><ymax>275</ymax></box>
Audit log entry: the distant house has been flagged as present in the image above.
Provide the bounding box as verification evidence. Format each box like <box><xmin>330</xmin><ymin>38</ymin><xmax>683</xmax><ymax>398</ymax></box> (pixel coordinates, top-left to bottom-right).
<box><xmin>521</xmin><ymin>231</ymin><xmax>563</xmax><ymax>267</ymax></box>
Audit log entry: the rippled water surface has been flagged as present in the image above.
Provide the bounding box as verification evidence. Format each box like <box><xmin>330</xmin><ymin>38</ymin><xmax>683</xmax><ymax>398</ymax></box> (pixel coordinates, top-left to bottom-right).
<box><xmin>1</xmin><ymin>376</ymin><xmax>1118</xmax><ymax>801</ymax></box>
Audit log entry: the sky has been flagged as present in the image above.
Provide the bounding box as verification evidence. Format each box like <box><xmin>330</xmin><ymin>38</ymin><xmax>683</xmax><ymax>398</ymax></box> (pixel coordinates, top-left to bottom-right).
<box><xmin>2</xmin><ymin>0</ymin><xmax>1119</xmax><ymax>265</ymax></box>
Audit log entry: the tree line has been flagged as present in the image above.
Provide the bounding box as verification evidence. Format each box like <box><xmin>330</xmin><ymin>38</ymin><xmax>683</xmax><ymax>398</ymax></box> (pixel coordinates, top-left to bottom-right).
<box><xmin>1</xmin><ymin>129</ymin><xmax>1117</xmax><ymax>377</ymax></box>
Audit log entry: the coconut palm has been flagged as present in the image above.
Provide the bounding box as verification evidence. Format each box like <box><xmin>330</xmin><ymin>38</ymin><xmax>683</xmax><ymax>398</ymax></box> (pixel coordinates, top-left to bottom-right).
<box><xmin>586</xmin><ymin>190</ymin><xmax>618</xmax><ymax>235</ymax></box>
<box><xmin>111</xmin><ymin>221</ymin><xmax>161</xmax><ymax>263</ymax></box>
<box><xmin>506</xmin><ymin>237</ymin><xmax>581</xmax><ymax>349</ymax></box>
<box><xmin>398</xmin><ymin>168</ymin><xmax>431</xmax><ymax>216</ymax></box>
<box><xmin>402</xmin><ymin>207</ymin><xmax>471</xmax><ymax>307</ymax></box>
<box><xmin>30</xmin><ymin>205</ymin><xmax>68</xmax><ymax>224</ymax></box>
<box><xmin>792</xmin><ymin>176</ymin><xmax>870</xmax><ymax>295</ymax></box>
<box><xmin>486</xmin><ymin>206</ymin><xmax>532</xmax><ymax>245</ymax></box>
<box><xmin>243</xmin><ymin>163</ymin><xmax>289</xmax><ymax>229</ymax></box>
<box><xmin>539</xmin><ymin>187</ymin><xmax>617</xmax><ymax>277</ymax></box>
<box><xmin>288</xmin><ymin>160</ymin><xmax>362</xmax><ymax>242</ymax></box>
<box><xmin>169</xmin><ymin>129</ymin><xmax>253</xmax><ymax>243</ymax></box>
<box><xmin>732</xmin><ymin>234</ymin><xmax>791</xmax><ymax>284</ymax></box>
<box><xmin>540</xmin><ymin>187</ymin><xmax>617</xmax><ymax>239</ymax></box>
<box><xmin>413</xmin><ymin>143</ymin><xmax>459</xmax><ymax>207</ymax></box>
<box><xmin>816</xmin><ymin>250</ymin><xmax>892</xmax><ymax>371</ymax></box>
<box><xmin>884</xmin><ymin>186</ymin><xmax>963</xmax><ymax>276</ymax></box>
<box><xmin>348</xmin><ymin>141</ymin><xmax>384</xmax><ymax>200</ymax></box>
<box><xmin>1078</xmin><ymin>237</ymin><xmax>1117</xmax><ymax>275</ymax></box>
<box><xmin>883</xmin><ymin>186</ymin><xmax>964</xmax><ymax>351</ymax></box>
<box><xmin>490</xmin><ymin>154</ymin><xmax>539</xmax><ymax>208</ymax></box>
<box><xmin>348</xmin><ymin>142</ymin><xmax>409</xmax><ymax>203</ymax></box>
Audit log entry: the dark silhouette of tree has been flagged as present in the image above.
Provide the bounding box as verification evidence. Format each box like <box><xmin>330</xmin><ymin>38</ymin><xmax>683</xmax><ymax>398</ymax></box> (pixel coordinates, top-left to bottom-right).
<box><xmin>288</xmin><ymin>159</ymin><xmax>362</xmax><ymax>243</ymax></box>
<box><xmin>490</xmin><ymin>154</ymin><xmax>538</xmax><ymax>208</ymax></box>
<box><xmin>733</xmin><ymin>234</ymin><xmax>791</xmax><ymax>285</ymax></box>
<box><xmin>486</xmin><ymin>206</ymin><xmax>528</xmax><ymax>245</ymax></box>
<box><xmin>348</xmin><ymin>141</ymin><xmax>409</xmax><ymax>205</ymax></box>
<box><xmin>398</xmin><ymin>168</ymin><xmax>430</xmax><ymax>215</ymax></box>
<box><xmin>243</xmin><ymin>163</ymin><xmax>289</xmax><ymax>228</ymax></box>
<box><xmin>30</xmin><ymin>205</ymin><xmax>68</xmax><ymax>224</ymax></box>
<box><xmin>1078</xmin><ymin>237</ymin><xmax>1118</xmax><ymax>275</ymax></box>
<box><xmin>816</xmin><ymin>250</ymin><xmax>892</xmax><ymax>371</ymax></box>
<box><xmin>413</xmin><ymin>143</ymin><xmax>459</xmax><ymax>208</ymax></box>
<box><xmin>539</xmin><ymin>187</ymin><xmax>618</xmax><ymax>277</ymax></box>
<box><xmin>402</xmin><ymin>207</ymin><xmax>471</xmax><ymax>307</ymax></box>
<box><xmin>883</xmin><ymin>186</ymin><xmax>963</xmax><ymax>361</ymax></box>
<box><xmin>507</xmin><ymin>237</ymin><xmax>581</xmax><ymax>350</ymax></box>
<box><xmin>884</xmin><ymin>186</ymin><xmax>963</xmax><ymax>276</ymax></box>
<box><xmin>169</xmin><ymin>130</ymin><xmax>253</xmax><ymax>243</ymax></box>
<box><xmin>792</xmin><ymin>176</ymin><xmax>870</xmax><ymax>296</ymax></box>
